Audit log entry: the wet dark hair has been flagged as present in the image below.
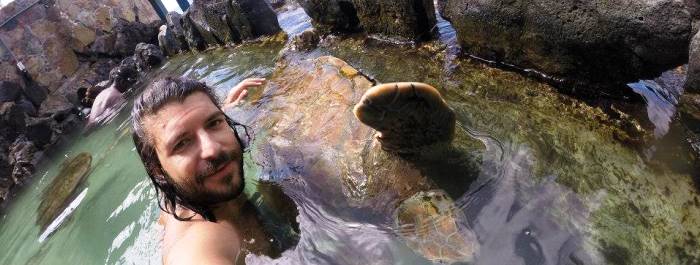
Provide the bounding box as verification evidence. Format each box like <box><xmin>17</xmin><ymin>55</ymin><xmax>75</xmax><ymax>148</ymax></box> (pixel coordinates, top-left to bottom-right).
<box><xmin>110</xmin><ymin>57</ymin><xmax>139</xmax><ymax>93</ymax></box>
<box><xmin>77</xmin><ymin>87</ymin><xmax>91</xmax><ymax>108</ymax></box>
<box><xmin>131</xmin><ymin>77</ymin><xmax>251</xmax><ymax>222</ymax></box>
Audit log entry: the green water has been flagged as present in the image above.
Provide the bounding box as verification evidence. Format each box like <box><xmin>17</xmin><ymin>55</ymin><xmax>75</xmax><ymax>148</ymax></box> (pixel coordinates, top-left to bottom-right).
<box><xmin>0</xmin><ymin>7</ymin><xmax>699</xmax><ymax>265</ymax></box>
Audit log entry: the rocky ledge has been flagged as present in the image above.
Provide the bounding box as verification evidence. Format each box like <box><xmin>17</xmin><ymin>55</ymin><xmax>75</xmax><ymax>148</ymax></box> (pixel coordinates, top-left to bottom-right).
<box><xmin>158</xmin><ymin>0</ymin><xmax>283</xmax><ymax>56</ymax></box>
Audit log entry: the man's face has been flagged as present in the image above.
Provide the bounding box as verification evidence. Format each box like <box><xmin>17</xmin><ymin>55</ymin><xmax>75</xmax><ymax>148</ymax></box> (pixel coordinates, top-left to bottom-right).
<box><xmin>144</xmin><ymin>92</ymin><xmax>244</xmax><ymax>206</ymax></box>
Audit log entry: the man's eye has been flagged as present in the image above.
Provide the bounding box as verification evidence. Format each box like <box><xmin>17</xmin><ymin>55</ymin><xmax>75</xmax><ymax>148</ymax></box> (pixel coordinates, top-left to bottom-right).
<box><xmin>173</xmin><ymin>139</ymin><xmax>190</xmax><ymax>152</ymax></box>
<box><xmin>208</xmin><ymin>118</ymin><xmax>224</xmax><ymax>128</ymax></box>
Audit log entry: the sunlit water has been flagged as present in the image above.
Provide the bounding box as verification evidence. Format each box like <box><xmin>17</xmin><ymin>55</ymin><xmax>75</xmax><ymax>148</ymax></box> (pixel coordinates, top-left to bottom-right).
<box><xmin>1</xmin><ymin>5</ymin><xmax>699</xmax><ymax>265</ymax></box>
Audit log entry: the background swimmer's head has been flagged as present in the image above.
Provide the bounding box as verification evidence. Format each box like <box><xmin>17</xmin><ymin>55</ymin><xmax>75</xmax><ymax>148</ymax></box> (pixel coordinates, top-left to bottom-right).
<box><xmin>132</xmin><ymin>77</ymin><xmax>251</xmax><ymax>222</ymax></box>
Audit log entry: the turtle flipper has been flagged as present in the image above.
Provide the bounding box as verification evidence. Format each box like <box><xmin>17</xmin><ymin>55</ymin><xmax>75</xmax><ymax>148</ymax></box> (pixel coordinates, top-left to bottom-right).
<box><xmin>353</xmin><ymin>82</ymin><xmax>455</xmax><ymax>153</ymax></box>
<box><xmin>394</xmin><ymin>190</ymin><xmax>478</xmax><ymax>263</ymax></box>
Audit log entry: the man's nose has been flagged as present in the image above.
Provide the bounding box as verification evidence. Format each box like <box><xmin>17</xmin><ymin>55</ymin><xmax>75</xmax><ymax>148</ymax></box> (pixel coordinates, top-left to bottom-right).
<box><xmin>198</xmin><ymin>132</ymin><xmax>222</xmax><ymax>160</ymax></box>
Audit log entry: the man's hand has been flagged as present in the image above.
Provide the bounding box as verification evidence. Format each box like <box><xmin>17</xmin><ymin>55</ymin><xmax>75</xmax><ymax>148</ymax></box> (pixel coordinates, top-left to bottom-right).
<box><xmin>223</xmin><ymin>78</ymin><xmax>265</xmax><ymax>109</ymax></box>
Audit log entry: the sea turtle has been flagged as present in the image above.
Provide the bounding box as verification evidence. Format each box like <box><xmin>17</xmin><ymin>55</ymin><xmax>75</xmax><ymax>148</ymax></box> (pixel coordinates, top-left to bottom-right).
<box><xmin>37</xmin><ymin>152</ymin><xmax>92</xmax><ymax>229</ymax></box>
<box><xmin>237</xmin><ymin>55</ymin><xmax>481</xmax><ymax>263</ymax></box>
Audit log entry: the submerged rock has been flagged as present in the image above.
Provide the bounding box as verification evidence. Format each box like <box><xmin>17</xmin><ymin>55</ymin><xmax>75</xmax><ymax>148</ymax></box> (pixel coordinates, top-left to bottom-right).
<box><xmin>438</xmin><ymin>0</ymin><xmax>693</xmax><ymax>87</ymax></box>
<box><xmin>36</xmin><ymin>153</ymin><xmax>92</xmax><ymax>230</ymax></box>
<box><xmin>352</xmin><ymin>0</ymin><xmax>437</xmax><ymax>41</ymax></box>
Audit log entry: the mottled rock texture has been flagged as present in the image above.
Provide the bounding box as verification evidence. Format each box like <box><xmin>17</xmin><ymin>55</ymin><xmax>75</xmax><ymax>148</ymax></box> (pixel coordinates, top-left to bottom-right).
<box><xmin>234</xmin><ymin>0</ymin><xmax>282</xmax><ymax>37</ymax></box>
<box><xmin>182</xmin><ymin>10</ymin><xmax>209</xmax><ymax>51</ymax></box>
<box><xmin>134</xmin><ymin>43</ymin><xmax>164</xmax><ymax>71</ymax></box>
<box><xmin>266</xmin><ymin>0</ymin><xmax>286</xmax><ymax>9</ymax></box>
<box><xmin>0</xmin><ymin>0</ymin><xmax>160</xmax><ymax>89</ymax></box>
<box><xmin>189</xmin><ymin>0</ymin><xmax>236</xmax><ymax>45</ymax></box>
<box><xmin>688</xmin><ymin>30</ymin><xmax>700</xmax><ymax>93</ymax></box>
<box><xmin>159</xmin><ymin>24</ymin><xmax>185</xmax><ymax>56</ymax></box>
<box><xmin>351</xmin><ymin>0</ymin><xmax>437</xmax><ymax>41</ymax></box>
<box><xmin>297</xmin><ymin>0</ymin><xmax>362</xmax><ymax>34</ymax></box>
<box><xmin>163</xmin><ymin>0</ymin><xmax>281</xmax><ymax>53</ymax></box>
<box><xmin>297</xmin><ymin>0</ymin><xmax>437</xmax><ymax>41</ymax></box>
<box><xmin>438</xmin><ymin>0</ymin><xmax>693</xmax><ymax>86</ymax></box>
<box><xmin>0</xmin><ymin>0</ymin><xmax>161</xmax><ymax>205</ymax></box>
<box><xmin>92</xmin><ymin>19</ymin><xmax>161</xmax><ymax>57</ymax></box>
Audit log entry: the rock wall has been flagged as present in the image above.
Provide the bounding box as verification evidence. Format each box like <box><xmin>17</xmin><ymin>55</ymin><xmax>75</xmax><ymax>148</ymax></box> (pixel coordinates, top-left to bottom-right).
<box><xmin>0</xmin><ymin>0</ymin><xmax>160</xmax><ymax>90</ymax></box>
<box><xmin>297</xmin><ymin>0</ymin><xmax>437</xmax><ymax>41</ymax></box>
<box><xmin>0</xmin><ymin>0</ymin><xmax>161</xmax><ymax>204</ymax></box>
<box><xmin>438</xmin><ymin>0</ymin><xmax>692</xmax><ymax>88</ymax></box>
<box><xmin>684</xmin><ymin>29</ymin><xmax>700</xmax><ymax>169</ymax></box>
<box><xmin>159</xmin><ymin>0</ymin><xmax>283</xmax><ymax>56</ymax></box>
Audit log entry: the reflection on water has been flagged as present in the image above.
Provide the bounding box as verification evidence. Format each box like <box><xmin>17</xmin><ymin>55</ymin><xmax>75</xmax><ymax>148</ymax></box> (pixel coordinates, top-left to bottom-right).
<box><xmin>0</xmin><ymin>3</ymin><xmax>698</xmax><ymax>265</ymax></box>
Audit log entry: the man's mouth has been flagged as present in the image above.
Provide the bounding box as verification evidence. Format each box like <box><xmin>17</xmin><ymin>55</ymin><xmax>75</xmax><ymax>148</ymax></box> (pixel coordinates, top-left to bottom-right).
<box><xmin>207</xmin><ymin>160</ymin><xmax>234</xmax><ymax>181</ymax></box>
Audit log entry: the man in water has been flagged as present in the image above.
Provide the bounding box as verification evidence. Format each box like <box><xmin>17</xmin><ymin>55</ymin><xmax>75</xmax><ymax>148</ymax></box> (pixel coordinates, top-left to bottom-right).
<box><xmin>131</xmin><ymin>77</ymin><xmax>270</xmax><ymax>264</ymax></box>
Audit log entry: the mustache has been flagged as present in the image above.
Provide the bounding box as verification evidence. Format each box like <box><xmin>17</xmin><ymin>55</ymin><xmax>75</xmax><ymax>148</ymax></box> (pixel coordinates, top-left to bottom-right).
<box><xmin>194</xmin><ymin>152</ymin><xmax>234</xmax><ymax>184</ymax></box>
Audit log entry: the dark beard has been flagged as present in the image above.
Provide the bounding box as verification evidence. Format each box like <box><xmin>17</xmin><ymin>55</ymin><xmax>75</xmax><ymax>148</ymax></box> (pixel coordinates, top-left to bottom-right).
<box><xmin>173</xmin><ymin>151</ymin><xmax>245</xmax><ymax>207</ymax></box>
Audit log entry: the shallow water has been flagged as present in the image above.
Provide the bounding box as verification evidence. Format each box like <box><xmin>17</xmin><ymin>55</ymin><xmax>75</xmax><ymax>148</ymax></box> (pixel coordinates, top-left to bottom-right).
<box><xmin>0</xmin><ymin>5</ymin><xmax>699</xmax><ymax>265</ymax></box>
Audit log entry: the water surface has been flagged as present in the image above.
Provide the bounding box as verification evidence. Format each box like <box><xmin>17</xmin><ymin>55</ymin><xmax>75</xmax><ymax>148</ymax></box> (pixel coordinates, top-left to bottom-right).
<box><xmin>0</xmin><ymin>5</ymin><xmax>698</xmax><ymax>265</ymax></box>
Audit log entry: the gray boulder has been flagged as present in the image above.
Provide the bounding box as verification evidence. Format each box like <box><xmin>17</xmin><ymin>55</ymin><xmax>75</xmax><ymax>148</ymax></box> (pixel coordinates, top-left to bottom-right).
<box><xmin>227</xmin><ymin>0</ymin><xmax>255</xmax><ymax>41</ymax></box>
<box><xmin>134</xmin><ymin>43</ymin><xmax>165</xmax><ymax>71</ymax></box>
<box><xmin>438</xmin><ymin>0</ymin><xmax>693</xmax><ymax>86</ymax></box>
<box><xmin>166</xmin><ymin>12</ymin><xmax>190</xmax><ymax>50</ymax></box>
<box><xmin>234</xmin><ymin>0</ymin><xmax>282</xmax><ymax>37</ymax></box>
<box><xmin>159</xmin><ymin>25</ymin><xmax>186</xmax><ymax>56</ymax></box>
<box><xmin>297</xmin><ymin>0</ymin><xmax>362</xmax><ymax>34</ymax></box>
<box><xmin>351</xmin><ymin>0</ymin><xmax>437</xmax><ymax>41</ymax></box>
<box><xmin>182</xmin><ymin>10</ymin><xmax>209</xmax><ymax>51</ymax></box>
<box><xmin>688</xmin><ymin>30</ymin><xmax>700</xmax><ymax>93</ymax></box>
<box><xmin>91</xmin><ymin>19</ymin><xmax>161</xmax><ymax>57</ymax></box>
<box><xmin>189</xmin><ymin>0</ymin><xmax>235</xmax><ymax>45</ymax></box>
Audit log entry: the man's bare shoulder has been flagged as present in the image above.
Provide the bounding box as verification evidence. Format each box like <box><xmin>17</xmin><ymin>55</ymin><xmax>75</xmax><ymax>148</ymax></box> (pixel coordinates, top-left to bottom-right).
<box><xmin>163</xmin><ymin>215</ymin><xmax>242</xmax><ymax>265</ymax></box>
